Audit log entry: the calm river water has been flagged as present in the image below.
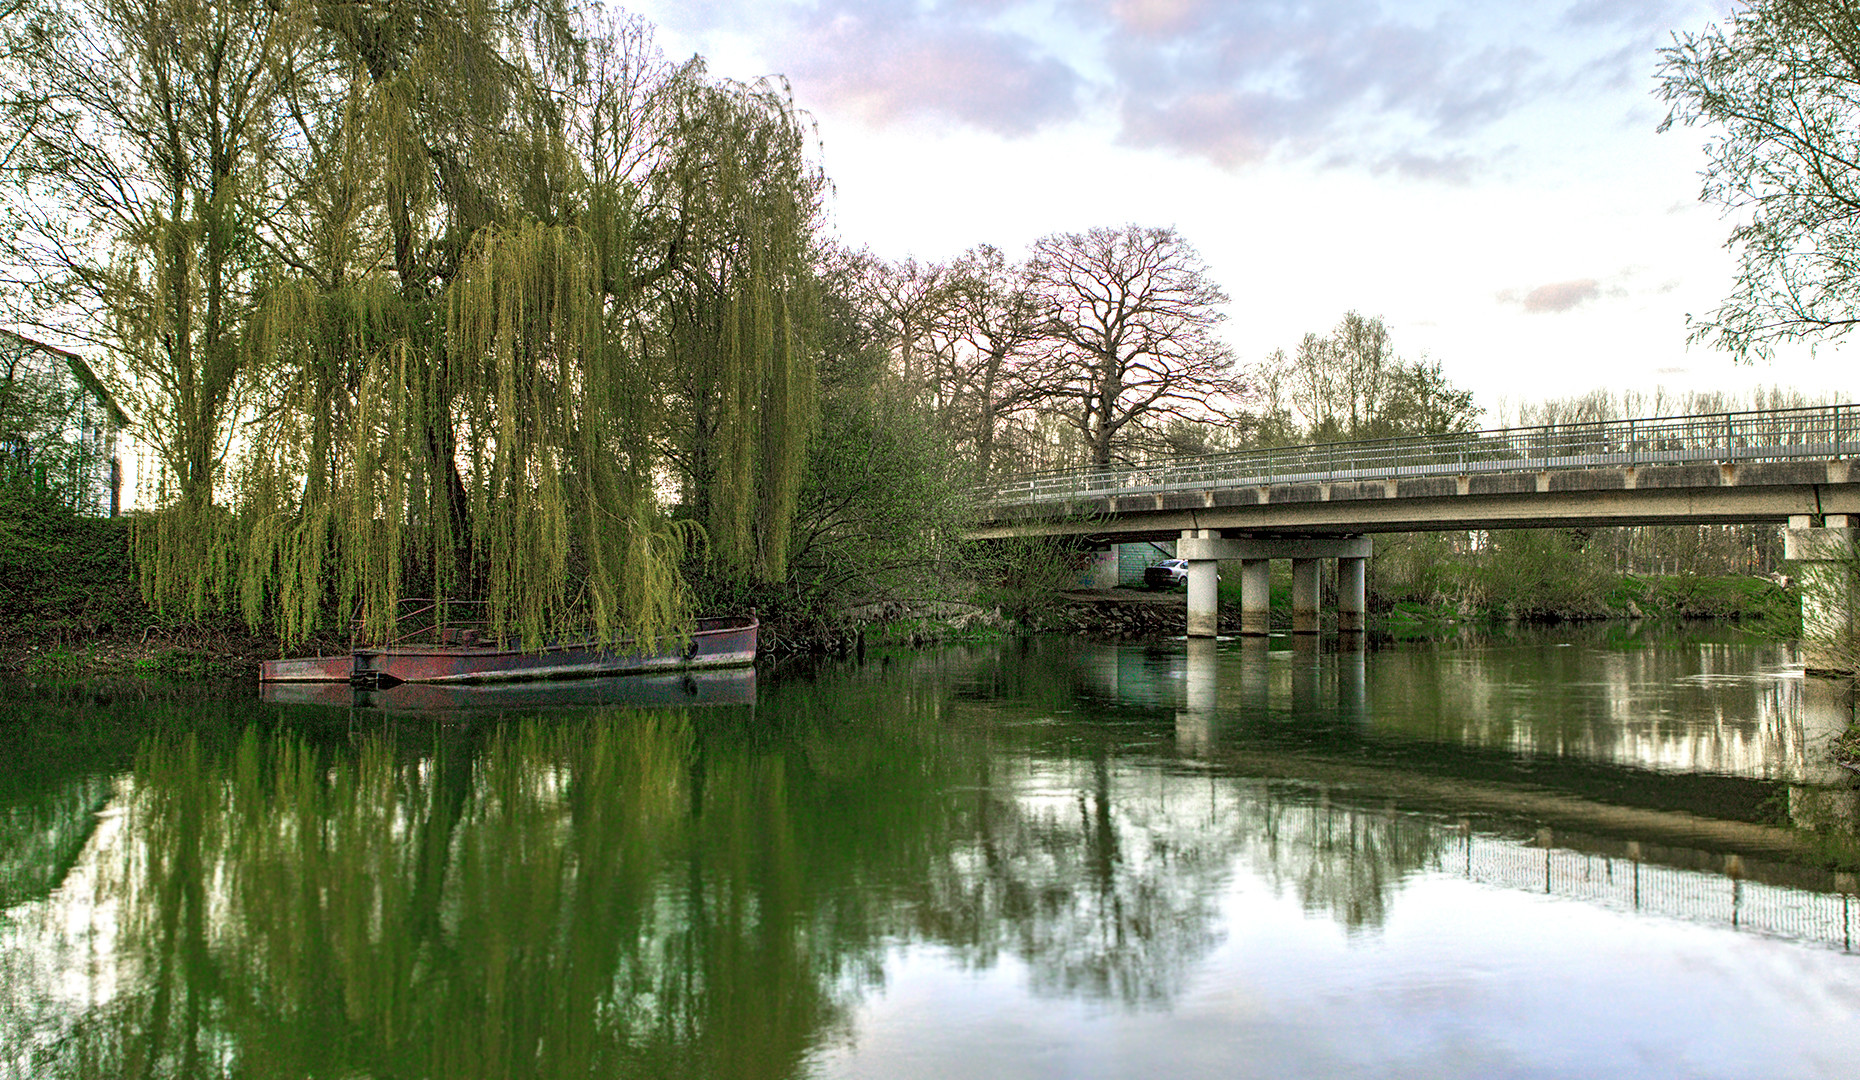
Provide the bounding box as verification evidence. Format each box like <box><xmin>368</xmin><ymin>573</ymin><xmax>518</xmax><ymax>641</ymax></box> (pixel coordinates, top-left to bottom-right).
<box><xmin>4</xmin><ymin>627</ymin><xmax>1860</xmax><ymax>1079</ymax></box>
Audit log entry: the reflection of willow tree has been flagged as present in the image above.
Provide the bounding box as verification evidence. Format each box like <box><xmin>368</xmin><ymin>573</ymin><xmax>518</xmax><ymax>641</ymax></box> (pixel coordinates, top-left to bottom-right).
<box><xmin>1250</xmin><ymin>789</ymin><xmax>1445</xmax><ymax>930</ymax></box>
<box><xmin>0</xmin><ymin>773</ymin><xmax>113</xmax><ymax>911</ymax></box>
<box><xmin>16</xmin><ymin>653</ymin><xmax>1468</xmax><ymax>1076</ymax></box>
<box><xmin>903</xmin><ymin>751</ymin><xmax>1229</xmax><ymax>1007</ymax></box>
<box><xmin>54</xmin><ymin>715</ymin><xmax>852</xmax><ymax>1079</ymax></box>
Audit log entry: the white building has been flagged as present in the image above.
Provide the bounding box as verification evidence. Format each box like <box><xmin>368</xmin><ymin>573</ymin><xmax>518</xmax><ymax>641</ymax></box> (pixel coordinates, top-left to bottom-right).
<box><xmin>0</xmin><ymin>329</ymin><xmax>127</xmax><ymax>516</ymax></box>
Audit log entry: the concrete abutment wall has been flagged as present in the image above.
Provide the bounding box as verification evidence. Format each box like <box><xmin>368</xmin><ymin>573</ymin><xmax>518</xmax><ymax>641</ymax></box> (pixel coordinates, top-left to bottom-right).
<box><xmin>1787</xmin><ymin>515</ymin><xmax>1857</xmax><ymax>676</ymax></box>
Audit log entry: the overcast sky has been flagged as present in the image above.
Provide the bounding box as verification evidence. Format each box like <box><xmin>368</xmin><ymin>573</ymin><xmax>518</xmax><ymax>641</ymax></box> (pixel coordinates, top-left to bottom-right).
<box><xmin>624</xmin><ymin>0</ymin><xmax>1854</xmax><ymax>420</ymax></box>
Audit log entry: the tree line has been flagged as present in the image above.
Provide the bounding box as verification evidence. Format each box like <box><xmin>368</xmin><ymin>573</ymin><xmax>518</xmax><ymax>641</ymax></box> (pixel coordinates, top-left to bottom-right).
<box><xmin>1</xmin><ymin>0</ymin><xmax>1848</xmax><ymax>644</ymax></box>
<box><xmin>0</xmin><ymin>0</ymin><xmax>1399</xmax><ymax>643</ymax></box>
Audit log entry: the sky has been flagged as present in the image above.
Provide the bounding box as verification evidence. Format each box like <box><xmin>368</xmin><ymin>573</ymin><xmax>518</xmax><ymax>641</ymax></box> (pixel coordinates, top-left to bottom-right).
<box><xmin>623</xmin><ymin>0</ymin><xmax>1854</xmax><ymax>421</ymax></box>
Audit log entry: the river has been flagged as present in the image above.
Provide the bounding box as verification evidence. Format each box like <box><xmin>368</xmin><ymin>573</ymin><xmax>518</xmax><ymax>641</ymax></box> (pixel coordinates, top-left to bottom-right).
<box><xmin>2</xmin><ymin>626</ymin><xmax>1859</xmax><ymax>1078</ymax></box>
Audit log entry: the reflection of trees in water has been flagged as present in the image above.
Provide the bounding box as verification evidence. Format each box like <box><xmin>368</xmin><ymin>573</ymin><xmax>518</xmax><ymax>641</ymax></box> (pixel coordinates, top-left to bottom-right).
<box><xmin>7</xmin><ymin>656</ymin><xmax>1465</xmax><ymax>1079</ymax></box>
<box><xmin>1248</xmin><ymin>789</ymin><xmax>1445</xmax><ymax>930</ymax></box>
<box><xmin>905</xmin><ymin>753</ymin><xmax>1229</xmax><ymax>1008</ymax></box>
<box><xmin>0</xmin><ymin>773</ymin><xmax>113</xmax><ymax>911</ymax></box>
<box><xmin>21</xmin><ymin>714</ymin><xmax>857</xmax><ymax>1080</ymax></box>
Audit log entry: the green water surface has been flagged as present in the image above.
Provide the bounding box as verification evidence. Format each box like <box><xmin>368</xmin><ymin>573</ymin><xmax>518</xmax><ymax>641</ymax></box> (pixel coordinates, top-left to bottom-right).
<box><xmin>2</xmin><ymin>627</ymin><xmax>1859</xmax><ymax>1079</ymax></box>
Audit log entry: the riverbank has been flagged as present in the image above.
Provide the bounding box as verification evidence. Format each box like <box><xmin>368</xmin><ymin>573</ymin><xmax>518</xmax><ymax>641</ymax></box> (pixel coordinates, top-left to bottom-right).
<box><xmin>0</xmin><ymin>581</ymin><xmax>1808</xmax><ymax>682</ymax></box>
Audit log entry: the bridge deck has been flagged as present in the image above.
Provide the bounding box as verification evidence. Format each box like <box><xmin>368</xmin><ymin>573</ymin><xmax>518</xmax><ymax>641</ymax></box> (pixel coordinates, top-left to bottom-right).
<box><xmin>977</xmin><ymin>404</ymin><xmax>1860</xmax><ymax>538</ymax></box>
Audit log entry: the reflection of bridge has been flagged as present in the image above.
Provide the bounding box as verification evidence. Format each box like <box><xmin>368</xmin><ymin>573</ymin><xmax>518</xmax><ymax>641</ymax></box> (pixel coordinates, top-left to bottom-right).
<box><xmin>973</xmin><ymin>405</ymin><xmax>1860</xmax><ymax>667</ymax></box>
<box><xmin>1090</xmin><ymin>634</ymin><xmax>1860</xmax><ymax>928</ymax></box>
<box><xmin>1452</xmin><ymin>830</ymin><xmax>1860</xmax><ymax>953</ymax></box>
<box><xmin>1167</xmin><ymin>637</ymin><xmax>1860</xmax><ymax>829</ymax></box>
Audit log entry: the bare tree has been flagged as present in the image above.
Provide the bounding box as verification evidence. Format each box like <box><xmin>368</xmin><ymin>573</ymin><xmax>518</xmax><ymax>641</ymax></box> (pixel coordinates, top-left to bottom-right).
<box><xmin>3</xmin><ymin>0</ymin><xmax>301</xmax><ymax>509</ymax></box>
<box><xmin>938</xmin><ymin>245</ymin><xmax>1056</xmax><ymax>477</ymax></box>
<box><xmin>1266</xmin><ymin>312</ymin><xmax>1476</xmax><ymax>441</ymax></box>
<box><xmin>1030</xmin><ymin>225</ymin><xmax>1243</xmax><ymax>466</ymax></box>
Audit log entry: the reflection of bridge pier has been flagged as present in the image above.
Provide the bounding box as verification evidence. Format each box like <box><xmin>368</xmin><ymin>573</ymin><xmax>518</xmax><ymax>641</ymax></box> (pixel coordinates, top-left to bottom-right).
<box><xmin>1175</xmin><ymin>636</ymin><xmax>1371</xmax><ymax>753</ymax></box>
<box><xmin>1238</xmin><ymin>637</ymin><xmax>1271</xmax><ymax>713</ymax></box>
<box><xmin>1179</xmin><ymin>531</ymin><xmax>1371</xmax><ymax>639</ymax></box>
<box><xmin>1290</xmin><ymin>635</ymin><xmax>1321</xmax><ymax>715</ymax></box>
<box><xmin>1337</xmin><ymin>638</ymin><xmax>1367</xmax><ymax>725</ymax></box>
<box><xmin>1788</xmin><ymin>676</ymin><xmax>1860</xmax><ymax>831</ymax></box>
<box><xmin>1176</xmin><ymin>637</ymin><xmax>1220</xmax><ymax>753</ymax></box>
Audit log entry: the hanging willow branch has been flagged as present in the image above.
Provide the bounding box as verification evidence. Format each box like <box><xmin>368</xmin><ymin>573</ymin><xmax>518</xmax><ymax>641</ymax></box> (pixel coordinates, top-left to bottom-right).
<box><xmin>108</xmin><ymin>14</ymin><xmax>826</xmax><ymax>648</ymax></box>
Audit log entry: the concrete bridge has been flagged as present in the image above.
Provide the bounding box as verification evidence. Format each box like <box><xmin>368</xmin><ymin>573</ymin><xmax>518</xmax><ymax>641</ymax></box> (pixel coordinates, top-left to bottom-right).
<box><xmin>974</xmin><ymin>404</ymin><xmax>1860</xmax><ymax>669</ymax></box>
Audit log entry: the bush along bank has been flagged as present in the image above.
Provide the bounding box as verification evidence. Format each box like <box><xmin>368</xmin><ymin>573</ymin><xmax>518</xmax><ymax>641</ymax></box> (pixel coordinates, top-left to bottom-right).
<box><xmin>0</xmin><ymin>486</ymin><xmax>315</xmax><ymax>680</ymax></box>
<box><xmin>1375</xmin><ymin>571</ymin><xmax>1800</xmax><ymax>636</ymax></box>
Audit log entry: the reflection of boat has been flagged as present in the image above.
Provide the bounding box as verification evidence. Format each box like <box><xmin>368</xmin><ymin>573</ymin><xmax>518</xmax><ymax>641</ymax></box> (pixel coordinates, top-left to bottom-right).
<box><xmin>261</xmin><ymin>616</ymin><xmax>758</xmax><ymax>687</ymax></box>
<box><xmin>262</xmin><ymin>667</ymin><xmax>757</xmax><ymax>712</ymax></box>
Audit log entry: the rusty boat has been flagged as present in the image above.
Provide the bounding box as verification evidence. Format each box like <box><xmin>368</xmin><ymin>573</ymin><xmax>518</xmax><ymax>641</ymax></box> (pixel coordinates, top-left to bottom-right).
<box><xmin>260</xmin><ymin>602</ymin><xmax>758</xmax><ymax>688</ymax></box>
<box><xmin>261</xmin><ymin>666</ymin><xmax>758</xmax><ymax>711</ymax></box>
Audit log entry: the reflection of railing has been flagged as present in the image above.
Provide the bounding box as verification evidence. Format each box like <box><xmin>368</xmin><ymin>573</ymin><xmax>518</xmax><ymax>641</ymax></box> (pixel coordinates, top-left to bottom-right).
<box><xmin>987</xmin><ymin>403</ymin><xmax>1860</xmax><ymax>507</ymax></box>
<box><xmin>1454</xmin><ymin>833</ymin><xmax>1860</xmax><ymax>952</ymax></box>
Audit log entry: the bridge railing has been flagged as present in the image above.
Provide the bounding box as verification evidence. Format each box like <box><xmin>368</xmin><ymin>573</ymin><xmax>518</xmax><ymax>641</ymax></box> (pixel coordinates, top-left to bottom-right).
<box><xmin>988</xmin><ymin>402</ymin><xmax>1860</xmax><ymax>507</ymax></box>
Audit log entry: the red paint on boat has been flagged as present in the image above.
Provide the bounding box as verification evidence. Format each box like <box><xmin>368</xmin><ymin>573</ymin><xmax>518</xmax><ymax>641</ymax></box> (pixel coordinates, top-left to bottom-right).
<box><xmin>259</xmin><ymin>616</ymin><xmax>758</xmax><ymax>685</ymax></box>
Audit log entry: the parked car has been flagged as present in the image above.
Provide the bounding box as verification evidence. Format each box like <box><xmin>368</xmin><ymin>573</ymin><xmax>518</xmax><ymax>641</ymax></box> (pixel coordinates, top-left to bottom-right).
<box><xmin>1144</xmin><ymin>558</ymin><xmax>1189</xmax><ymax>588</ymax></box>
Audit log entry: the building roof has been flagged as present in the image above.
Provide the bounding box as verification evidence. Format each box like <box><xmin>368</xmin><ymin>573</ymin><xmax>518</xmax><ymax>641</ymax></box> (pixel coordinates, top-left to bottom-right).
<box><xmin>0</xmin><ymin>328</ymin><xmax>130</xmax><ymax>428</ymax></box>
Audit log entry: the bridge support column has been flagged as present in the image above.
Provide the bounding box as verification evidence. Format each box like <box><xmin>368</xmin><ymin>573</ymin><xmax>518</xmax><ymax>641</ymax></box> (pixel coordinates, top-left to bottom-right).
<box><xmin>1788</xmin><ymin>515</ymin><xmax>1856</xmax><ymax>675</ymax></box>
<box><xmin>1239</xmin><ymin>559</ymin><xmax>1271</xmax><ymax>636</ymax></box>
<box><xmin>1337</xmin><ymin>556</ymin><xmax>1366</xmax><ymax>635</ymax></box>
<box><xmin>1291</xmin><ymin>558</ymin><xmax>1321</xmax><ymax>634</ymax></box>
<box><xmin>1184</xmin><ymin>529</ymin><xmax>1221</xmax><ymax>638</ymax></box>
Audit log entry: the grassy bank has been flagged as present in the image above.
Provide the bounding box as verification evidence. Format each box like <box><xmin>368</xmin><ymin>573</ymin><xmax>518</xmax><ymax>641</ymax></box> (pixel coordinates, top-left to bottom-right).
<box><xmin>1375</xmin><ymin>571</ymin><xmax>1799</xmax><ymax>638</ymax></box>
<box><xmin>0</xmin><ymin>486</ymin><xmax>332</xmax><ymax>680</ymax></box>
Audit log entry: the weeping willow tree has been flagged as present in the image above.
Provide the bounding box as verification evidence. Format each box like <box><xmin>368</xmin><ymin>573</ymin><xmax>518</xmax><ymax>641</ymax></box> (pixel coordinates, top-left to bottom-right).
<box><xmin>222</xmin><ymin>15</ymin><xmax>819</xmax><ymax>646</ymax></box>
<box><xmin>651</xmin><ymin>72</ymin><xmax>823</xmax><ymax>585</ymax></box>
<box><xmin>2</xmin><ymin>0</ymin><xmax>828</xmax><ymax>646</ymax></box>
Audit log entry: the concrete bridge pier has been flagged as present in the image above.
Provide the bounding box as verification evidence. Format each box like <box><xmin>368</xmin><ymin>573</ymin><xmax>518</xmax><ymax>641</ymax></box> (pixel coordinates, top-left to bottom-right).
<box><xmin>1292</xmin><ymin>559</ymin><xmax>1321</xmax><ymax>634</ymax></box>
<box><xmin>1787</xmin><ymin>515</ymin><xmax>1856</xmax><ymax>675</ymax></box>
<box><xmin>1240</xmin><ymin>559</ymin><xmax>1271</xmax><ymax>636</ymax></box>
<box><xmin>1338</xmin><ymin>557</ymin><xmax>1367</xmax><ymax>635</ymax></box>
<box><xmin>1179</xmin><ymin>531</ymin><xmax>1373</xmax><ymax>639</ymax></box>
<box><xmin>1184</xmin><ymin>530</ymin><xmax>1222</xmax><ymax>637</ymax></box>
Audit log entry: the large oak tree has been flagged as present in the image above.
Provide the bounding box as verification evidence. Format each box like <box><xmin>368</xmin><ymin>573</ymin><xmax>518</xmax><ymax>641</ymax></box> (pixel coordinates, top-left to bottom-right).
<box><xmin>1030</xmin><ymin>225</ymin><xmax>1243</xmax><ymax>467</ymax></box>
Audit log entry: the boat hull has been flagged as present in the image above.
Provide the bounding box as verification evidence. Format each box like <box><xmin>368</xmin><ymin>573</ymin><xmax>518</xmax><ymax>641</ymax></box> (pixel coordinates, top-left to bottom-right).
<box><xmin>261</xmin><ymin>667</ymin><xmax>757</xmax><ymax>711</ymax></box>
<box><xmin>259</xmin><ymin>617</ymin><xmax>757</xmax><ymax>685</ymax></box>
<box><xmin>260</xmin><ymin>654</ymin><xmax>359</xmax><ymax>683</ymax></box>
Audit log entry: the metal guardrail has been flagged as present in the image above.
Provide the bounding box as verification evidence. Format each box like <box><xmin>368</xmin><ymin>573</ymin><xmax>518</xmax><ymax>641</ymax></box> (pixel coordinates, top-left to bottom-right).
<box><xmin>987</xmin><ymin>403</ymin><xmax>1860</xmax><ymax>508</ymax></box>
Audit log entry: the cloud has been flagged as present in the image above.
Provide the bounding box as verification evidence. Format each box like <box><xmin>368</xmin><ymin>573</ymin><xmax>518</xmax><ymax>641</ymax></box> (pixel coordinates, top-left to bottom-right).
<box><xmin>1087</xmin><ymin>0</ymin><xmax>1548</xmax><ymax>172</ymax></box>
<box><xmin>1499</xmin><ymin>278</ymin><xmax>1602</xmax><ymax>314</ymax></box>
<box><xmin>1361</xmin><ymin>149</ymin><xmax>1483</xmax><ymax>184</ymax></box>
<box><xmin>650</xmin><ymin>1</ymin><xmax>1708</xmax><ymax>177</ymax></box>
<box><xmin>665</xmin><ymin>0</ymin><xmax>1084</xmax><ymax>136</ymax></box>
<box><xmin>1559</xmin><ymin>1</ymin><xmax>1731</xmax><ymax>92</ymax></box>
<box><xmin>787</xmin><ymin>5</ymin><xmax>1084</xmax><ymax>135</ymax></box>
